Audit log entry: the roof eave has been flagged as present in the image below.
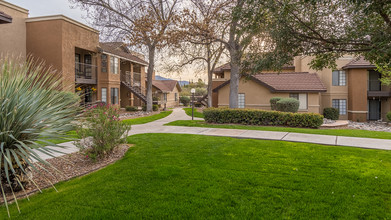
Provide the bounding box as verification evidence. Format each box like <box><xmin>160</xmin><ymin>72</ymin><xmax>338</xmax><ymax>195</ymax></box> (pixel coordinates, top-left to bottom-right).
<box><xmin>342</xmin><ymin>65</ymin><xmax>376</xmax><ymax>70</ymax></box>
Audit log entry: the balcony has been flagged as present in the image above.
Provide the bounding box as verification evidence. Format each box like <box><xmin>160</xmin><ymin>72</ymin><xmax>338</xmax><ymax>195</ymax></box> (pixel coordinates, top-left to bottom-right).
<box><xmin>75</xmin><ymin>62</ymin><xmax>97</xmax><ymax>84</ymax></box>
<box><xmin>367</xmin><ymin>80</ymin><xmax>391</xmax><ymax>97</ymax></box>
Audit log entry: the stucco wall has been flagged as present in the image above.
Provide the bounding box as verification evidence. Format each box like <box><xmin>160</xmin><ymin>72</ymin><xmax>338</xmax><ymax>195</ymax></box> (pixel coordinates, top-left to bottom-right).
<box><xmin>0</xmin><ymin>1</ymin><xmax>28</xmax><ymax>58</ymax></box>
<box><xmin>217</xmin><ymin>78</ymin><xmax>321</xmax><ymax>113</ymax></box>
<box><xmin>347</xmin><ymin>68</ymin><xmax>368</xmax><ymax>122</ymax></box>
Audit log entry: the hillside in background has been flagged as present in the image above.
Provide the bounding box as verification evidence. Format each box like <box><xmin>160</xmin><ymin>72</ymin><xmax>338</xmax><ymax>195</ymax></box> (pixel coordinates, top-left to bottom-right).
<box><xmin>155</xmin><ymin>75</ymin><xmax>190</xmax><ymax>86</ymax></box>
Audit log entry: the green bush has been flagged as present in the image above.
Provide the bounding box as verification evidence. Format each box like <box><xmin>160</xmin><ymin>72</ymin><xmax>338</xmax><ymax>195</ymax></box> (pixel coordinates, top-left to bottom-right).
<box><xmin>180</xmin><ymin>96</ymin><xmax>190</xmax><ymax>106</ymax></box>
<box><xmin>142</xmin><ymin>105</ymin><xmax>146</xmax><ymax>111</ymax></box>
<box><xmin>270</xmin><ymin>97</ymin><xmax>282</xmax><ymax>110</ymax></box>
<box><xmin>203</xmin><ymin>108</ymin><xmax>324</xmax><ymax>128</ymax></box>
<box><xmin>276</xmin><ymin>98</ymin><xmax>300</xmax><ymax>113</ymax></box>
<box><xmin>387</xmin><ymin>111</ymin><xmax>391</xmax><ymax>121</ymax></box>
<box><xmin>75</xmin><ymin>104</ymin><xmax>131</xmax><ymax>160</ymax></box>
<box><xmin>153</xmin><ymin>104</ymin><xmax>159</xmax><ymax>111</ymax></box>
<box><xmin>126</xmin><ymin>106</ymin><xmax>138</xmax><ymax>112</ymax></box>
<box><xmin>323</xmin><ymin>107</ymin><xmax>339</xmax><ymax>120</ymax></box>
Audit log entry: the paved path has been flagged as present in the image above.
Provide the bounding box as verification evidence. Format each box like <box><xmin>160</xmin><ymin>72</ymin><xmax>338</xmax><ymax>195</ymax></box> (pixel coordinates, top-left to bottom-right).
<box><xmin>35</xmin><ymin>108</ymin><xmax>391</xmax><ymax>160</ymax></box>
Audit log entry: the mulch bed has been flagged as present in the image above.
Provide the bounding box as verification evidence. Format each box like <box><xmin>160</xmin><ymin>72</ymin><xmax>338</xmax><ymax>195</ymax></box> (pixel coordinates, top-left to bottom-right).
<box><xmin>1</xmin><ymin>144</ymin><xmax>131</xmax><ymax>203</ymax></box>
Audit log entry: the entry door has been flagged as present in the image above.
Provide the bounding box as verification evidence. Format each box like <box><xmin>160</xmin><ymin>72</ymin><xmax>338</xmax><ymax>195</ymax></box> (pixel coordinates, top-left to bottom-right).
<box><xmin>368</xmin><ymin>99</ymin><xmax>381</xmax><ymax>120</ymax></box>
<box><xmin>84</xmin><ymin>54</ymin><xmax>92</xmax><ymax>79</ymax></box>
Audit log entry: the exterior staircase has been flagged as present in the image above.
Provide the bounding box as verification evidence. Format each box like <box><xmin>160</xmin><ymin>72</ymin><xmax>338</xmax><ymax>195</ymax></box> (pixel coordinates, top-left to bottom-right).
<box><xmin>121</xmin><ymin>81</ymin><xmax>147</xmax><ymax>103</ymax></box>
<box><xmin>197</xmin><ymin>94</ymin><xmax>208</xmax><ymax>107</ymax></box>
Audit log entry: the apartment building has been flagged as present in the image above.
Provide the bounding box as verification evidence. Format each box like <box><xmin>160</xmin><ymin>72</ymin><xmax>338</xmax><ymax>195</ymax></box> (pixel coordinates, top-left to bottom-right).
<box><xmin>211</xmin><ymin>56</ymin><xmax>391</xmax><ymax>122</ymax></box>
<box><xmin>0</xmin><ymin>1</ymin><xmax>149</xmax><ymax>108</ymax></box>
<box><xmin>152</xmin><ymin>80</ymin><xmax>181</xmax><ymax>108</ymax></box>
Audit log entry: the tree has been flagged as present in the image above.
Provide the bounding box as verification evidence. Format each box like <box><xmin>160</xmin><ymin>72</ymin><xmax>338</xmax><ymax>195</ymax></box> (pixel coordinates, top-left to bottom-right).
<box><xmin>246</xmin><ymin>0</ymin><xmax>391</xmax><ymax>81</ymax></box>
<box><xmin>70</xmin><ymin>0</ymin><xmax>180</xmax><ymax>111</ymax></box>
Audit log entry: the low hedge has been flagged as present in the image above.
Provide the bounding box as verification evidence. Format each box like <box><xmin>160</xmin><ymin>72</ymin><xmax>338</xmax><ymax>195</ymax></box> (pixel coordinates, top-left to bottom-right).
<box><xmin>203</xmin><ymin>108</ymin><xmax>324</xmax><ymax>128</ymax></box>
<box><xmin>142</xmin><ymin>105</ymin><xmax>159</xmax><ymax>111</ymax></box>
<box><xmin>323</xmin><ymin>107</ymin><xmax>339</xmax><ymax>120</ymax></box>
<box><xmin>387</xmin><ymin>111</ymin><xmax>391</xmax><ymax>121</ymax></box>
<box><xmin>125</xmin><ymin>106</ymin><xmax>138</xmax><ymax>112</ymax></box>
<box><xmin>275</xmin><ymin>98</ymin><xmax>300</xmax><ymax>113</ymax></box>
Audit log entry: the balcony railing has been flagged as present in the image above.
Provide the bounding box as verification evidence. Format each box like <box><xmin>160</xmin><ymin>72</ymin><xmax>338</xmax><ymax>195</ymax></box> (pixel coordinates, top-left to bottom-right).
<box><xmin>75</xmin><ymin>62</ymin><xmax>97</xmax><ymax>84</ymax></box>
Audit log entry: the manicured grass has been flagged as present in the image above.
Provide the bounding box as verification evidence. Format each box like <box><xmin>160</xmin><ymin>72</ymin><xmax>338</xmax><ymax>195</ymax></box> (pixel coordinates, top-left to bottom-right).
<box><xmin>2</xmin><ymin>134</ymin><xmax>391</xmax><ymax>219</ymax></box>
<box><xmin>165</xmin><ymin>120</ymin><xmax>391</xmax><ymax>139</ymax></box>
<box><xmin>183</xmin><ymin>107</ymin><xmax>204</xmax><ymax>118</ymax></box>
<box><xmin>122</xmin><ymin>111</ymin><xmax>172</xmax><ymax>125</ymax></box>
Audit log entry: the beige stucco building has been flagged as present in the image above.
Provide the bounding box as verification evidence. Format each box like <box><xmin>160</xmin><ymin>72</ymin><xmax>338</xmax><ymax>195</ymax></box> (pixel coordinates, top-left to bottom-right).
<box><xmin>0</xmin><ymin>1</ymin><xmax>149</xmax><ymax>109</ymax></box>
<box><xmin>212</xmin><ymin>56</ymin><xmax>391</xmax><ymax>122</ymax></box>
<box><xmin>152</xmin><ymin>80</ymin><xmax>181</xmax><ymax>108</ymax></box>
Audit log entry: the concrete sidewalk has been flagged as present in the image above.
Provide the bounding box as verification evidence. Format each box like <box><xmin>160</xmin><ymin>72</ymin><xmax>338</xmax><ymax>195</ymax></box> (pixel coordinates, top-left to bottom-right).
<box><xmin>36</xmin><ymin>107</ymin><xmax>391</xmax><ymax>161</ymax></box>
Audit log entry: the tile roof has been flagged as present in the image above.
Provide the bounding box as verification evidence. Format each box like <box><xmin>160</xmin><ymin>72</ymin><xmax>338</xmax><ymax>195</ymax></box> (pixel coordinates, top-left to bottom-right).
<box><xmin>342</xmin><ymin>56</ymin><xmax>375</xmax><ymax>69</ymax></box>
<box><xmin>213</xmin><ymin>72</ymin><xmax>327</xmax><ymax>93</ymax></box>
<box><xmin>99</xmin><ymin>42</ymin><xmax>148</xmax><ymax>65</ymax></box>
<box><xmin>152</xmin><ymin>80</ymin><xmax>182</xmax><ymax>92</ymax></box>
<box><xmin>0</xmin><ymin>11</ymin><xmax>12</xmax><ymax>24</ymax></box>
<box><xmin>213</xmin><ymin>63</ymin><xmax>295</xmax><ymax>73</ymax></box>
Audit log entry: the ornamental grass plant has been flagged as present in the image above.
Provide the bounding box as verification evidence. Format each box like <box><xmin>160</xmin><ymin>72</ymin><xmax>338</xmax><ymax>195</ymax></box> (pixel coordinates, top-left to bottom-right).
<box><xmin>0</xmin><ymin>57</ymin><xmax>80</xmax><ymax>217</ymax></box>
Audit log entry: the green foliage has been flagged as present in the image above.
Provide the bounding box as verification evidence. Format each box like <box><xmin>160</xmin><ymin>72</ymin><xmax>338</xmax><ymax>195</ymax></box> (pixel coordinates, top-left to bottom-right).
<box><xmin>75</xmin><ymin>104</ymin><xmax>131</xmax><ymax>160</ymax></box>
<box><xmin>323</xmin><ymin>107</ymin><xmax>340</xmax><ymax>120</ymax></box>
<box><xmin>387</xmin><ymin>111</ymin><xmax>391</xmax><ymax>121</ymax></box>
<box><xmin>142</xmin><ymin>106</ymin><xmax>147</xmax><ymax>111</ymax></box>
<box><xmin>270</xmin><ymin>97</ymin><xmax>282</xmax><ymax>110</ymax></box>
<box><xmin>275</xmin><ymin>98</ymin><xmax>299</xmax><ymax>113</ymax></box>
<box><xmin>153</xmin><ymin>104</ymin><xmax>159</xmax><ymax>111</ymax></box>
<box><xmin>126</xmin><ymin>106</ymin><xmax>138</xmax><ymax>112</ymax></box>
<box><xmin>203</xmin><ymin>108</ymin><xmax>323</xmax><ymax>128</ymax></box>
<box><xmin>0</xmin><ymin>57</ymin><xmax>80</xmax><ymax>216</ymax></box>
<box><xmin>180</xmin><ymin>96</ymin><xmax>190</xmax><ymax>106</ymax></box>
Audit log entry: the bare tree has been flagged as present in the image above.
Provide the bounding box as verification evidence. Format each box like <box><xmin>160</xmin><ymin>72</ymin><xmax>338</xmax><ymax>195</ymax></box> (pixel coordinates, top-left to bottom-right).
<box><xmin>70</xmin><ymin>0</ymin><xmax>180</xmax><ymax>112</ymax></box>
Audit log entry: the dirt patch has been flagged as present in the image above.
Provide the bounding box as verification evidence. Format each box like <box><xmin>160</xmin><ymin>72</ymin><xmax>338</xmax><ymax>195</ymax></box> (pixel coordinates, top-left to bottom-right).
<box><xmin>0</xmin><ymin>144</ymin><xmax>131</xmax><ymax>203</ymax></box>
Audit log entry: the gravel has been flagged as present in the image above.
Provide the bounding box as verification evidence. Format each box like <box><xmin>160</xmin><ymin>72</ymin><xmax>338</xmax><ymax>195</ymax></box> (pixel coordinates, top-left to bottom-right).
<box><xmin>348</xmin><ymin>121</ymin><xmax>391</xmax><ymax>132</ymax></box>
<box><xmin>119</xmin><ymin>111</ymin><xmax>159</xmax><ymax>120</ymax></box>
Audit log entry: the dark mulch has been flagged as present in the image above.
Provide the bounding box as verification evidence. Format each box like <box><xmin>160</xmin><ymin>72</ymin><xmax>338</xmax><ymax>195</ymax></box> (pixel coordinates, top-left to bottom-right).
<box><xmin>1</xmin><ymin>144</ymin><xmax>131</xmax><ymax>203</ymax></box>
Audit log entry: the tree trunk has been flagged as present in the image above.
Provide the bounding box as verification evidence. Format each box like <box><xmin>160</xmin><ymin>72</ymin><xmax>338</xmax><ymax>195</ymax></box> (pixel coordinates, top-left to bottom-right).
<box><xmin>228</xmin><ymin>34</ymin><xmax>240</xmax><ymax>109</ymax></box>
<box><xmin>207</xmin><ymin>47</ymin><xmax>213</xmax><ymax>107</ymax></box>
<box><xmin>146</xmin><ymin>46</ymin><xmax>156</xmax><ymax>112</ymax></box>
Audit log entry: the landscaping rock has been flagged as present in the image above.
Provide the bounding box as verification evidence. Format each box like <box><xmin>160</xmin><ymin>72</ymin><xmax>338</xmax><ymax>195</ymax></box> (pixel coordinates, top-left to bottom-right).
<box><xmin>348</xmin><ymin>121</ymin><xmax>391</xmax><ymax>132</ymax></box>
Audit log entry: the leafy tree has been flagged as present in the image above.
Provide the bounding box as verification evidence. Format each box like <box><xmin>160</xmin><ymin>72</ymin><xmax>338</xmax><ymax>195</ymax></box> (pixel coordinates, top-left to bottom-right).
<box><xmin>246</xmin><ymin>0</ymin><xmax>391</xmax><ymax>81</ymax></box>
<box><xmin>70</xmin><ymin>0</ymin><xmax>180</xmax><ymax>111</ymax></box>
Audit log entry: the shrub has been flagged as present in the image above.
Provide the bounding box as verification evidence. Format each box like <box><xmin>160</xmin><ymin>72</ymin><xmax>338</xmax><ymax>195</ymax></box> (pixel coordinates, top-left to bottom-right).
<box><xmin>270</xmin><ymin>97</ymin><xmax>282</xmax><ymax>110</ymax></box>
<box><xmin>75</xmin><ymin>104</ymin><xmax>131</xmax><ymax>160</ymax></box>
<box><xmin>142</xmin><ymin>105</ymin><xmax>147</xmax><ymax>111</ymax></box>
<box><xmin>153</xmin><ymin>104</ymin><xmax>159</xmax><ymax>111</ymax></box>
<box><xmin>203</xmin><ymin>108</ymin><xmax>324</xmax><ymax>128</ymax></box>
<box><xmin>180</xmin><ymin>96</ymin><xmax>190</xmax><ymax>106</ymax></box>
<box><xmin>126</xmin><ymin>106</ymin><xmax>138</xmax><ymax>112</ymax></box>
<box><xmin>276</xmin><ymin>98</ymin><xmax>300</xmax><ymax>113</ymax></box>
<box><xmin>323</xmin><ymin>107</ymin><xmax>339</xmax><ymax>120</ymax></box>
<box><xmin>387</xmin><ymin>111</ymin><xmax>391</xmax><ymax>121</ymax></box>
<box><xmin>0</xmin><ymin>57</ymin><xmax>80</xmax><ymax>215</ymax></box>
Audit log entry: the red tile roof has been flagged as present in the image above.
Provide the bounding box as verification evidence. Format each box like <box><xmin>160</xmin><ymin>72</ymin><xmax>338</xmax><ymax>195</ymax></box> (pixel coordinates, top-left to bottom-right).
<box><xmin>342</xmin><ymin>57</ymin><xmax>375</xmax><ymax>69</ymax></box>
<box><xmin>99</xmin><ymin>42</ymin><xmax>148</xmax><ymax>65</ymax></box>
<box><xmin>0</xmin><ymin>11</ymin><xmax>12</xmax><ymax>24</ymax></box>
<box><xmin>213</xmin><ymin>72</ymin><xmax>327</xmax><ymax>93</ymax></box>
<box><xmin>152</xmin><ymin>80</ymin><xmax>181</xmax><ymax>92</ymax></box>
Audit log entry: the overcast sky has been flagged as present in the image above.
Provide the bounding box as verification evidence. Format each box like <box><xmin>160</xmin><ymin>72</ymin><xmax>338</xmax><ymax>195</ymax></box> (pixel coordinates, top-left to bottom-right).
<box><xmin>7</xmin><ymin>0</ymin><xmax>207</xmax><ymax>82</ymax></box>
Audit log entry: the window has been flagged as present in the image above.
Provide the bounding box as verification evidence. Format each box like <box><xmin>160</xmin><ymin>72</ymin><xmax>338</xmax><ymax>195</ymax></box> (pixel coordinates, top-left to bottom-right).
<box><xmin>175</xmin><ymin>93</ymin><xmax>178</xmax><ymax>101</ymax></box>
<box><xmin>238</xmin><ymin>93</ymin><xmax>245</xmax><ymax>108</ymax></box>
<box><xmin>290</xmin><ymin>93</ymin><xmax>308</xmax><ymax>110</ymax></box>
<box><xmin>111</xmin><ymin>88</ymin><xmax>119</xmax><ymax>104</ymax></box>
<box><xmin>110</xmin><ymin>56</ymin><xmax>119</xmax><ymax>74</ymax></box>
<box><xmin>101</xmin><ymin>88</ymin><xmax>107</xmax><ymax>103</ymax></box>
<box><xmin>101</xmin><ymin>54</ymin><xmax>108</xmax><ymax>72</ymax></box>
<box><xmin>164</xmin><ymin>93</ymin><xmax>167</xmax><ymax>102</ymax></box>
<box><xmin>332</xmin><ymin>99</ymin><xmax>347</xmax><ymax>115</ymax></box>
<box><xmin>75</xmin><ymin>53</ymin><xmax>81</xmax><ymax>75</ymax></box>
<box><xmin>332</xmin><ymin>70</ymin><xmax>346</xmax><ymax>86</ymax></box>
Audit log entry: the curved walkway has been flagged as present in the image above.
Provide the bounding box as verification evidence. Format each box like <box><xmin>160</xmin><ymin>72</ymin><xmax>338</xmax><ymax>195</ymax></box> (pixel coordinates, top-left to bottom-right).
<box><xmin>36</xmin><ymin>108</ymin><xmax>391</xmax><ymax>161</ymax></box>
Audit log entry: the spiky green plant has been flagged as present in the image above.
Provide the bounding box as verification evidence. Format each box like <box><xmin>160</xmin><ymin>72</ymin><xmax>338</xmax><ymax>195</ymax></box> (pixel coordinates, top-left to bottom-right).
<box><xmin>0</xmin><ymin>57</ymin><xmax>80</xmax><ymax>217</ymax></box>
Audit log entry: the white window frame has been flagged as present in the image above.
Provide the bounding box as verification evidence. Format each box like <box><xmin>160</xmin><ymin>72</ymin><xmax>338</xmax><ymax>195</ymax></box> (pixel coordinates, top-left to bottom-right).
<box><xmin>111</xmin><ymin>88</ymin><xmax>119</xmax><ymax>104</ymax></box>
<box><xmin>101</xmin><ymin>88</ymin><xmax>107</xmax><ymax>103</ymax></box>
<box><xmin>238</xmin><ymin>93</ymin><xmax>245</xmax><ymax>108</ymax></box>
<box><xmin>332</xmin><ymin>70</ymin><xmax>346</xmax><ymax>86</ymax></box>
<box><xmin>289</xmin><ymin>93</ymin><xmax>308</xmax><ymax>110</ymax></box>
<box><xmin>332</xmin><ymin>99</ymin><xmax>347</xmax><ymax>115</ymax></box>
<box><xmin>110</xmin><ymin>56</ymin><xmax>119</xmax><ymax>74</ymax></box>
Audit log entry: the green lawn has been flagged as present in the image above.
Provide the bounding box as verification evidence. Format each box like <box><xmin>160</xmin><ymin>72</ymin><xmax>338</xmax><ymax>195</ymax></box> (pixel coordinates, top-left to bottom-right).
<box><xmin>165</xmin><ymin>120</ymin><xmax>391</xmax><ymax>139</ymax></box>
<box><xmin>122</xmin><ymin>111</ymin><xmax>172</xmax><ymax>125</ymax></box>
<box><xmin>2</xmin><ymin>134</ymin><xmax>391</xmax><ymax>219</ymax></box>
<box><xmin>183</xmin><ymin>107</ymin><xmax>204</xmax><ymax>118</ymax></box>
